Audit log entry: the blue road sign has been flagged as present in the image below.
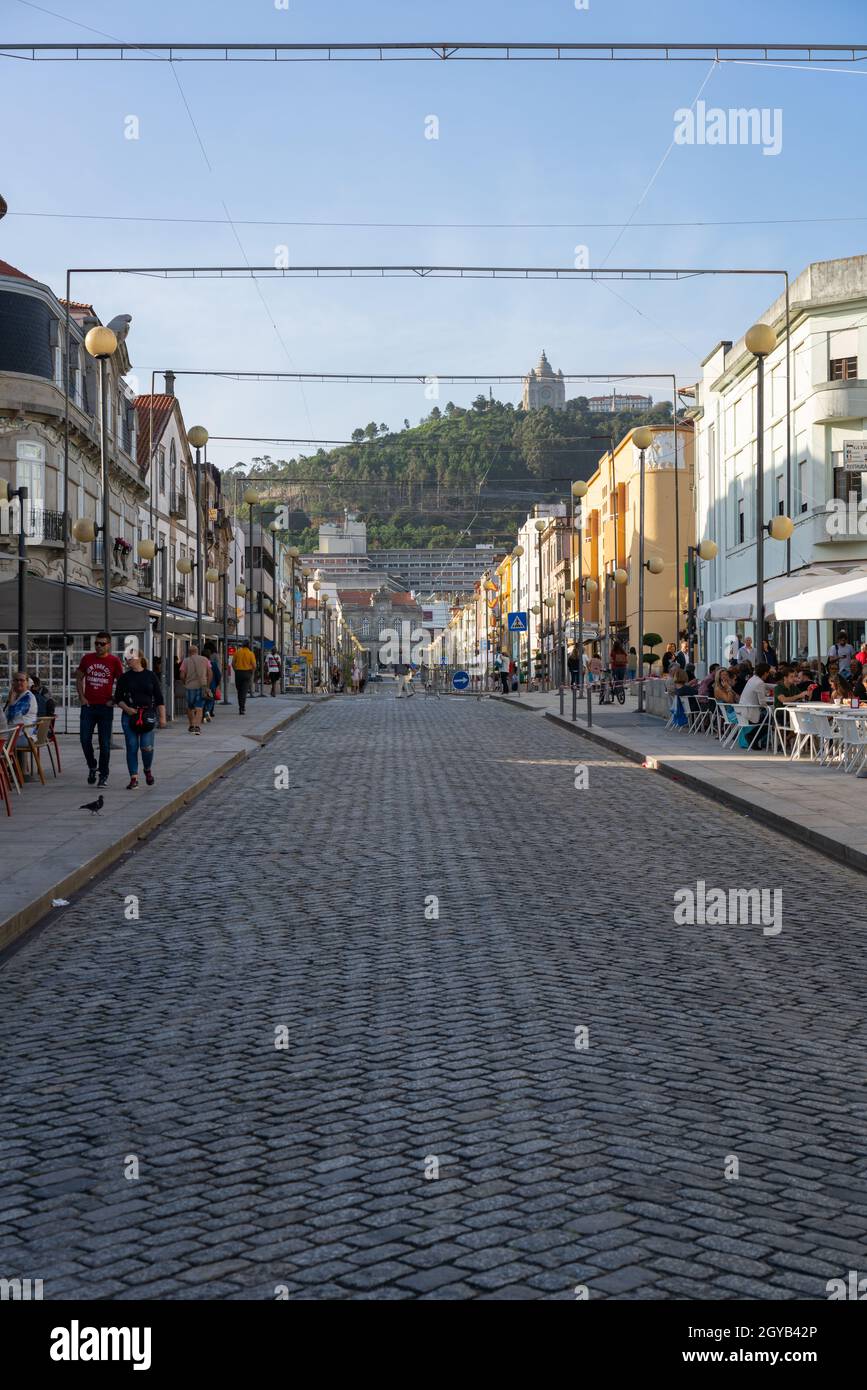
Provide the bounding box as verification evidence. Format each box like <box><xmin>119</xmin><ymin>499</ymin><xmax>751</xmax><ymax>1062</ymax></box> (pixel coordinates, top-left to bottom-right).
<box><xmin>507</xmin><ymin>611</ymin><xmax>528</xmax><ymax>632</ymax></box>
<box><xmin>452</xmin><ymin>670</ymin><xmax>470</xmax><ymax>691</ymax></box>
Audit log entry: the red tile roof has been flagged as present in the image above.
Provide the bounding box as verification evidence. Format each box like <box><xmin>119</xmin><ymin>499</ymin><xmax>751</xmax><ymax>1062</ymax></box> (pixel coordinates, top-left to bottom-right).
<box><xmin>134</xmin><ymin>394</ymin><xmax>176</xmax><ymax>461</ymax></box>
<box><xmin>0</xmin><ymin>259</ymin><xmax>33</xmax><ymax>281</ymax></box>
<box><xmin>59</xmin><ymin>297</ymin><xmax>95</xmax><ymax>312</ymax></box>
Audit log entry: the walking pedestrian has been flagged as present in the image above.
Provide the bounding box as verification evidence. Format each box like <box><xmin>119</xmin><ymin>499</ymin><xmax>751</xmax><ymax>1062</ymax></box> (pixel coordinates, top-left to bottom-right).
<box><xmin>76</xmin><ymin>631</ymin><xmax>124</xmax><ymax>788</ymax></box>
<box><xmin>496</xmin><ymin>650</ymin><xmax>510</xmax><ymax>694</ymax></box>
<box><xmin>114</xmin><ymin>651</ymin><xmax>166</xmax><ymax>789</ymax></box>
<box><xmin>179</xmin><ymin>644</ymin><xmax>212</xmax><ymax>734</ymax></box>
<box><xmin>232</xmin><ymin>639</ymin><xmax>256</xmax><ymax>715</ymax></box>
<box><xmin>266</xmin><ymin>650</ymin><xmax>282</xmax><ymax>696</ymax></box>
<box><xmin>627</xmin><ymin>647</ymin><xmax>637</xmax><ymax>682</ymax></box>
<box><xmin>567</xmin><ymin>642</ymin><xmax>582</xmax><ymax>688</ymax></box>
<box><xmin>202</xmin><ymin>645</ymin><xmax>221</xmax><ymax>722</ymax></box>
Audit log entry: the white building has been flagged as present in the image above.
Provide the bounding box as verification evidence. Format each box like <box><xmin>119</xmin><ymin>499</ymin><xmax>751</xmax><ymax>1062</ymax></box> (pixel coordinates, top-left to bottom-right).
<box><xmin>691</xmin><ymin>256</ymin><xmax>867</xmax><ymax>664</ymax></box>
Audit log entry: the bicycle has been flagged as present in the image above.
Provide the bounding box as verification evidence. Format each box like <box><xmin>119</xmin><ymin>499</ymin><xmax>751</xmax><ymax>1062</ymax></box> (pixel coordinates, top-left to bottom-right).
<box><xmin>598</xmin><ymin>669</ymin><xmax>626</xmax><ymax>705</ymax></box>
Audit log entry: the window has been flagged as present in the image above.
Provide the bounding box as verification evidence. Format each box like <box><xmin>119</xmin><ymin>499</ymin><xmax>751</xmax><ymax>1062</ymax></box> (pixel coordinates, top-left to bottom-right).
<box><xmin>737</xmin><ymin>497</ymin><xmax>745</xmax><ymax>545</ymax></box>
<box><xmin>798</xmin><ymin>459</ymin><xmax>808</xmax><ymax>513</ymax></box>
<box><xmin>158</xmin><ymin>447</ymin><xmax>166</xmax><ymax>494</ymax></box>
<box><xmin>832</xmin><ymin>452</ymin><xmax>865</xmax><ymax>504</ymax></box>
<box><xmin>775</xmin><ymin>474</ymin><xmax>785</xmax><ymax>516</ymax></box>
<box><xmin>16</xmin><ymin>441</ymin><xmax>45</xmax><ymax>540</ymax></box>
<box><xmin>830</xmin><ymin>356</ymin><xmax>858</xmax><ymax>381</ymax></box>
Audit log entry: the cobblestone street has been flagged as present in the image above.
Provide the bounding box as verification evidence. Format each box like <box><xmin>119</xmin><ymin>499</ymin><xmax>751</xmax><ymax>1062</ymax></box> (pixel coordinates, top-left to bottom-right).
<box><xmin>1</xmin><ymin>694</ymin><xmax>865</xmax><ymax>1301</ymax></box>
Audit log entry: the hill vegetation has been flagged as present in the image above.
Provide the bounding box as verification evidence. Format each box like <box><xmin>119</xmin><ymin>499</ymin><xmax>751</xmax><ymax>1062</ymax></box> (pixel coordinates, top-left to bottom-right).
<box><xmin>229</xmin><ymin>393</ymin><xmax>676</xmax><ymax>550</ymax></box>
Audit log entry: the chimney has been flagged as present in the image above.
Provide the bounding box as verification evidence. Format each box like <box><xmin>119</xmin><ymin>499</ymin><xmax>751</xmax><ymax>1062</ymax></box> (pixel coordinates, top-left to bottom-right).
<box><xmin>164</xmin><ymin>371</ymin><xmax>175</xmax><ymax>397</ymax></box>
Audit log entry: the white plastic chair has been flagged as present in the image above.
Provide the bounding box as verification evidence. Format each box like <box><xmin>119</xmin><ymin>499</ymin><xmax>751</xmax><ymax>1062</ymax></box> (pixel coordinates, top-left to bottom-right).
<box><xmin>839</xmin><ymin>717</ymin><xmax>867</xmax><ymax>774</ymax></box>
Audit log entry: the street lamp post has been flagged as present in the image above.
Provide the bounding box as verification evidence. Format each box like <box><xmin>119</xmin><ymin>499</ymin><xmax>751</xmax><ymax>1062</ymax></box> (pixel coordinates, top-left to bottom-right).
<box><xmin>242</xmin><ymin>487</ymin><xmax>260</xmax><ymax>694</ymax></box>
<box><xmin>84</xmin><ymin>325</ymin><xmax>118</xmax><ymax>637</ymax></box>
<box><xmin>571</xmin><ymin>481</ymin><xmax>588</xmax><ymax>689</ymax></box>
<box><xmin>632</xmin><ymin>426</ymin><xmax>654</xmax><ymax>712</ymax></box>
<box><xmin>686</xmin><ymin>541</ymin><xmax>719</xmax><ymax>667</ymax></box>
<box><xmin>534</xmin><ymin>516</ymin><xmax>546</xmax><ymax>690</ymax></box>
<box><xmin>187</xmin><ymin>426</ymin><xmax>209</xmax><ymax>650</ymax></box>
<box><xmin>512</xmin><ymin>545</ymin><xmax>524</xmax><ymax>688</ymax></box>
<box><xmin>0</xmin><ymin>481</ymin><xmax>29</xmax><ymax>672</ymax></box>
<box><xmin>137</xmin><ymin>533</ymin><xmax>169</xmax><ymax>708</ymax></box>
<box><xmin>745</xmin><ymin>323</ymin><xmax>777</xmax><ymax>648</ymax></box>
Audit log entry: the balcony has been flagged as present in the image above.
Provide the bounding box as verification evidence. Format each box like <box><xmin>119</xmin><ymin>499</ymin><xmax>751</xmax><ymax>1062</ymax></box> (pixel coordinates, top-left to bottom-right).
<box><xmin>169</xmin><ymin>490</ymin><xmax>187</xmax><ymax>519</ymax></box>
<box><xmin>134</xmin><ymin>561</ymin><xmax>153</xmax><ymax>595</ymax></box>
<box><xmin>92</xmin><ymin>538</ymin><xmax>132</xmax><ymax>582</ymax></box>
<box><xmin>0</xmin><ymin>505</ymin><xmax>66</xmax><ymax>545</ymax></box>
<box><xmin>172</xmin><ymin>589</ymin><xmax>189</xmax><ymax>609</ymax></box>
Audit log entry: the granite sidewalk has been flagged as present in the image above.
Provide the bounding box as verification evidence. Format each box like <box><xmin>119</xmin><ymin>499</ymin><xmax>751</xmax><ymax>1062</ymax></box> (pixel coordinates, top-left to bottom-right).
<box><xmin>492</xmin><ymin>688</ymin><xmax>867</xmax><ymax>875</ymax></box>
<box><xmin>0</xmin><ymin>694</ymin><xmax>317</xmax><ymax>951</ymax></box>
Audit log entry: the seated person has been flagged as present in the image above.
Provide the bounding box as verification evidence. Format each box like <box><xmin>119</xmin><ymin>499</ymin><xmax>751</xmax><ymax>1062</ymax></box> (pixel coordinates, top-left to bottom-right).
<box><xmin>830</xmin><ymin>672</ymin><xmax>852</xmax><ymax>703</ymax></box>
<box><xmin>3</xmin><ymin>671</ymin><xmax>38</xmax><ymax>746</ymax></box>
<box><xmin>733</xmin><ymin>661</ymin><xmax>753</xmax><ymax>697</ymax></box>
<box><xmin>713</xmin><ymin>667</ymin><xmax>738</xmax><ymax>704</ymax></box>
<box><xmin>697</xmin><ymin>663</ymin><xmax>719</xmax><ymax>701</ymax></box>
<box><xmin>739</xmin><ymin>661</ymin><xmax>774</xmax><ymax>746</ymax></box>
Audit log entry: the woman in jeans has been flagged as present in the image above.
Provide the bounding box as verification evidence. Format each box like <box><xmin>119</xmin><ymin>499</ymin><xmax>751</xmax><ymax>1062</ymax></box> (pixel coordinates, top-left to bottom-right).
<box><xmin>114</xmin><ymin>651</ymin><xmax>166</xmax><ymax>790</ymax></box>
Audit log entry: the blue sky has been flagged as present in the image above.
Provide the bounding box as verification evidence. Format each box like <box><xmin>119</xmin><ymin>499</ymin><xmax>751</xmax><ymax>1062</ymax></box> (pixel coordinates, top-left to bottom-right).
<box><xmin>2</xmin><ymin>0</ymin><xmax>867</xmax><ymax>470</ymax></box>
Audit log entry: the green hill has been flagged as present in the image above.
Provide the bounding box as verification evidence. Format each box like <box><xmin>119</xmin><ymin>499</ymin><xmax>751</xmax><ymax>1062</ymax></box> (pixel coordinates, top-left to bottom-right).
<box><xmin>228</xmin><ymin>393</ymin><xmax>675</xmax><ymax>550</ymax></box>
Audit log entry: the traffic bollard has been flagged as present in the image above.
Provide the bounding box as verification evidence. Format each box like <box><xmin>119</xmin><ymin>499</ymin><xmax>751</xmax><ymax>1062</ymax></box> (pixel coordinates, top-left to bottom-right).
<box><xmin>572</xmin><ymin>684</ymin><xmax>577</xmax><ymax>722</ymax></box>
<box><xmin>586</xmin><ymin>686</ymin><xmax>592</xmax><ymax>727</ymax></box>
<box><xmin>559</xmin><ymin>683</ymin><xmax>564</xmax><ymax>717</ymax></box>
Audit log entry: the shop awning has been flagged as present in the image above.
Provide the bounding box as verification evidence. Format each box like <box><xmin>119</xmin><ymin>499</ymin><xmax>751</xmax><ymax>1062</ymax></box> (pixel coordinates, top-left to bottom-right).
<box><xmin>0</xmin><ymin>576</ymin><xmax>150</xmax><ymax>634</ymax></box>
<box><xmin>774</xmin><ymin>571</ymin><xmax>867</xmax><ymax>621</ymax></box>
<box><xmin>697</xmin><ymin>570</ymin><xmax>859</xmax><ymax>623</ymax></box>
<box><xmin>0</xmin><ymin>577</ymin><xmax>227</xmax><ymax>639</ymax></box>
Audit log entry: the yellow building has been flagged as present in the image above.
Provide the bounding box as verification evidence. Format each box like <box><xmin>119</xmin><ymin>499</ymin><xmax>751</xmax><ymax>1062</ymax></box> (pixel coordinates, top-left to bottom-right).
<box><xmin>575</xmin><ymin>424</ymin><xmax>695</xmax><ymax>657</ymax></box>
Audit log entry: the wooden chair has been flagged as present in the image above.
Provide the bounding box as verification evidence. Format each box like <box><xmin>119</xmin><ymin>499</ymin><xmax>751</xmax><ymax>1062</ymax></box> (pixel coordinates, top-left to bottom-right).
<box><xmin>1</xmin><ymin>727</ymin><xmax>24</xmax><ymax>795</ymax></box>
<box><xmin>31</xmin><ymin>716</ymin><xmax>60</xmax><ymax>779</ymax></box>
<box><xmin>46</xmin><ymin>715</ymin><xmax>62</xmax><ymax>774</ymax></box>
<box><xmin>0</xmin><ymin>755</ymin><xmax>12</xmax><ymax>816</ymax></box>
<box><xmin>15</xmin><ymin>724</ymin><xmax>47</xmax><ymax>786</ymax></box>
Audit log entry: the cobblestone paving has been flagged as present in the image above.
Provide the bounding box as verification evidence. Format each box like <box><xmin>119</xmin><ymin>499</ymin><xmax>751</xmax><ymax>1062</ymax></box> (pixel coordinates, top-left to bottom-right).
<box><xmin>1</xmin><ymin>695</ymin><xmax>865</xmax><ymax>1301</ymax></box>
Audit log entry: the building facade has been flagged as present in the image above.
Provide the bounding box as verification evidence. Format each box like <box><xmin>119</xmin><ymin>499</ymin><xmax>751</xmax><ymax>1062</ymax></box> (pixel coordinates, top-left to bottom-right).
<box><xmin>690</xmin><ymin>255</ymin><xmax>867</xmax><ymax>664</ymax></box>
<box><xmin>0</xmin><ymin>258</ymin><xmax>149</xmax><ymax>694</ymax></box>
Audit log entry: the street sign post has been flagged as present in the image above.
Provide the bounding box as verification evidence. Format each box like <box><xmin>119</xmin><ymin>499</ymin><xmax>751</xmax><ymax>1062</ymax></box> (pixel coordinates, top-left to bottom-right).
<box><xmin>507</xmin><ymin>611</ymin><xmax>528</xmax><ymax>632</ymax></box>
<box><xmin>452</xmin><ymin>670</ymin><xmax>470</xmax><ymax>691</ymax></box>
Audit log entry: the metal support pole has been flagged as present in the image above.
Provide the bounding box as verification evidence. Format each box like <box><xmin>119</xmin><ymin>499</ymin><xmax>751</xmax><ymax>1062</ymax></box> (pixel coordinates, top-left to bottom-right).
<box><xmin>687</xmin><ymin>545</ymin><xmax>696</xmax><ymax>667</ymax></box>
<box><xmin>637</xmin><ymin>443</ymin><xmax>647</xmax><ymax>713</ymax></box>
<box><xmin>194</xmin><ymin>445</ymin><xmax>203</xmax><ymax>649</ymax></box>
<box><xmin>98</xmin><ymin>356</ymin><xmax>111</xmax><ymax>637</ymax></box>
<box><xmin>16</xmin><ymin>486</ymin><xmax>28</xmax><ymax>671</ymax></box>
<box><xmin>577</xmin><ymin>528</ymin><xmax>584</xmax><ymax>691</ymax></box>
<box><xmin>537</xmin><ymin>532</ymin><xmax>544</xmax><ymax>692</ymax></box>
<box><xmin>586</xmin><ymin>685</ymin><xmax>592</xmax><ymax>727</ymax></box>
<box><xmin>572</xmin><ymin>683</ymin><xmax>577</xmax><ymax>722</ymax></box>
<box><xmin>756</xmin><ymin>354</ymin><xmax>766</xmax><ymax>647</ymax></box>
<box><xmin>159</xmin><ymin>540</ymin><xmax>170</xmax><ymax>722</ymax></box>
<box><xmin>221</xmin><ymin>568</ymin><xmax>229</xmax><ymax>704</ymax></box>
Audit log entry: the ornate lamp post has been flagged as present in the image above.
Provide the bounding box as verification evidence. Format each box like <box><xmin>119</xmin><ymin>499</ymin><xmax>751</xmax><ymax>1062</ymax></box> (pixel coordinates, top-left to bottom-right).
<box><xmin>512</xmin><ymin>544</ymin><xmax>524</xmax><ymax>686</ymax></box>
<box><xmin>242</xmin><ymin>486</ymin><xmax>261</xmax><ymax>693</ymax></box>
<box><xmin>570</xmin><ymin>480</ymin><xmax>589</xmax><ymax>689</ymax></box>
<box><xmin>0</xmin><ymin>479</ymin><xmax>30</xmax><ymax>671</ymax></box>
<box><xmin>82</xmin><ymin>324</ymin><xmax>118</xmax><ymax>637</ymax></box>
<box><xmin>686</xmin><ymin>540</ymin><xmax>718</xmax><ymax>667</ymax></box>
<box><xmin>534</xmin><ymin>516</ymin><xmax>547</xmax><ymax>690</ymax></box>
<box><xmin>745</xmin><ymin>323</ymin><xmax>794</xmax><ymax>651</ymax></box>
<box><xmin>186</xmin><ymin>425</ymin><xmax>209</xmax><ymax>649</ymax></box>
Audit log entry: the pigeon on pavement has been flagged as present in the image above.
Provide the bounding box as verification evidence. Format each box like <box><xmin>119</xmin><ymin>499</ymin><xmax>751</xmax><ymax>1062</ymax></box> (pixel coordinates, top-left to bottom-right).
<box><xmin>79</xmin><ymin>795</ymin><xmax>104</xmax><ymax>814</ymax></box>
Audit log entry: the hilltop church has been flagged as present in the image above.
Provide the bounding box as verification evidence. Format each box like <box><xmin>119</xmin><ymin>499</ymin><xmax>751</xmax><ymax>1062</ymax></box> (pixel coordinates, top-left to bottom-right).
<box><xmin>521</xmin><ymin>350</ymin><xmax>566</xmax><ymax>412</ymax></box>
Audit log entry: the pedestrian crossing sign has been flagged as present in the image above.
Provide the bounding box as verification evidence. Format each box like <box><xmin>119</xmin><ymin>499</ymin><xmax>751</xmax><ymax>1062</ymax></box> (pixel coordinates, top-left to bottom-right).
<box><xmin>507</xmin><ymin>611</ymin><xmax>528</xmax><ymax>632</ymax></box>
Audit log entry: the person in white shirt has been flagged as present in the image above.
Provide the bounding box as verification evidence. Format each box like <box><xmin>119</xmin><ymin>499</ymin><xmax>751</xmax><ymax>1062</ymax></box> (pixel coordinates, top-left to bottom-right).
<box><xmin>3</xmin><ymin>671</ymin><xmax>39</xmax><ymax>747</ymax></box>
<box><xmin>739</xmin><ymin>661</ymin><xmax>773</xmax><ymax>746</ymax></box>
<box><xmin>828</xmin><ymin>631</ymin><xmax>855</xmax><ymax>675</ymax></box>
<box><xmin>736</xmin><ymin>636</ymin><xmax>755</xmax><ymax>664</ymax></box>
